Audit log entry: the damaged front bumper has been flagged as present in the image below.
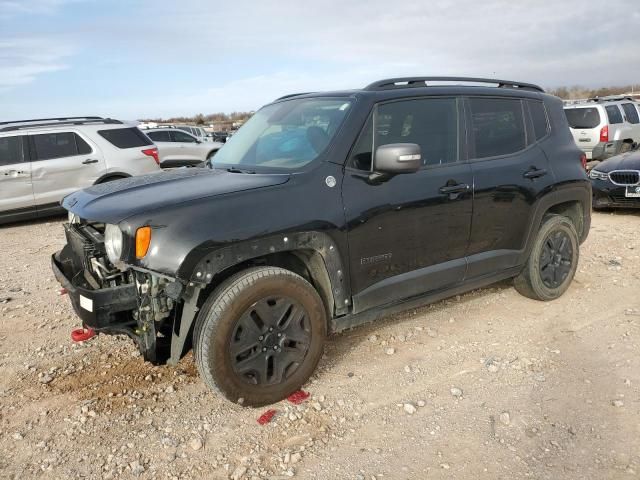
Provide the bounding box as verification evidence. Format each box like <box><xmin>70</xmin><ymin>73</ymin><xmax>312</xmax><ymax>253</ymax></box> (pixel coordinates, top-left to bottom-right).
<box><xmin>52</xmin><ymin>222</ymin><xmax>185</xmax><ymax>364</ymax></box>
<box><xmin>51</xmin><ymin>247</ymin><xmax>138</xmax><ymax>334</ymax></box>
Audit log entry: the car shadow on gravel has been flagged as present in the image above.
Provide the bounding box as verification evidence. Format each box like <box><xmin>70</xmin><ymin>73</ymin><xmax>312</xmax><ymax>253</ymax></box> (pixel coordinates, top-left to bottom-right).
<box><xmin>0</xmin><ymin>214</ymin><xmax>66</xmax><ymax>229</ymax></box>
<box><xmin>319</xmin><ymin>279</ymin><xmax>515</xmax><ymax>372</ymax></box>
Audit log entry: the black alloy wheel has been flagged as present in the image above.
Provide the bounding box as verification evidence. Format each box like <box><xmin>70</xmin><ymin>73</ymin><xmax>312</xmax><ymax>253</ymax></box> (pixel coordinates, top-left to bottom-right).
<box><xmin>230</xmin><ymin>296</ymin><xmax>311</xmax><ymax>386</ymax></box>
<box><xmin>539</xmin><ymin>230</ymin><xmax>574</xmax><ymax>289</ymax></box>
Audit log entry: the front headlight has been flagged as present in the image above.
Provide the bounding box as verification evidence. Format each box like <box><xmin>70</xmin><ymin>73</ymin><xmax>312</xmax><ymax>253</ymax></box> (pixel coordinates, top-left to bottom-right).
<box><xmin>104</xmin><ymin>224</ymin><xmax>124</xmax><ymax>264</ymax></box>
<box><xmin>68</xmin><ymin>211</ymin><xmax>80</xmax><ymax>224</ymax></box>
<box><xmin>589</xmin><ymin>169</ymin><xmax>608</xmax><ymax>181</ymax></box>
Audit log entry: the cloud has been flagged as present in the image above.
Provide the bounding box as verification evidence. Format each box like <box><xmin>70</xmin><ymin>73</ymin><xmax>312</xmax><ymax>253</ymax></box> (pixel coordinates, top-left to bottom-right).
<box><xmin>0</xmin><ymin>38</ymin><xmax>75</xmax><ymax>89</ymax></box>
<box><xmin>0</xmin><ymin>0</ymin><xmax>82</xmax><ymax>17</ymax></box>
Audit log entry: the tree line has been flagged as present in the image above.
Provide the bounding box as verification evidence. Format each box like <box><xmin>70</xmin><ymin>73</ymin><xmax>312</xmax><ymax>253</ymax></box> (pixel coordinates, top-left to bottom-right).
<box><xmin>548</xmin><ymin>84</ymin><xmax>640</xmax><ymax>100</ymax></box>
<box><xmin>140</xmin><ymin>111</ymin><xmax>253</xmax><ymax>125</ymax></box>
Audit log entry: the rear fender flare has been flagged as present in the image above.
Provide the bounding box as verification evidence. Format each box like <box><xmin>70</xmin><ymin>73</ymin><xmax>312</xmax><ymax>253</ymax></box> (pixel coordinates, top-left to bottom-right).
<box><xmin>187</xmin><ymin>231</ymin><xmax>350</xmax><ymax>316</ymax></box>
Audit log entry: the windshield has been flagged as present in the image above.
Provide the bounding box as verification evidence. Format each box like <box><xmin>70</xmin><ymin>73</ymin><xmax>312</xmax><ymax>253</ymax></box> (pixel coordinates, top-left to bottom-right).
<box><xmin>564</xmin><ymin>107</ymin><xmax>601</xmax><ymax>129</ymax></box>
<box><xmin>212</xmin><ymin>98</ymin><xmax>352</xmax><ymax>171</ymax></box>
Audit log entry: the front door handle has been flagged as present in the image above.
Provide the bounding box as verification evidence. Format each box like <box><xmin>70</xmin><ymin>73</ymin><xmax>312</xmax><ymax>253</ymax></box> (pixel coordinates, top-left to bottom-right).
<box><xmin>523</xmin><ymin>167</ymin><xmax>548</xmax><ymax>179</ymax></box>
<box><xmin>82</xmin><ymin>159</ymin><xmax>99</xmax><ymax>165</ymax></box>
<box><xmin>439</xmin><ymin>183</ymin><xmax>470</xmax><ymax>195</ymax></box>
<box><xmin>2</xmin><ymin>170</ymin><xmax>27</xmax><ymax>177</ymax></box>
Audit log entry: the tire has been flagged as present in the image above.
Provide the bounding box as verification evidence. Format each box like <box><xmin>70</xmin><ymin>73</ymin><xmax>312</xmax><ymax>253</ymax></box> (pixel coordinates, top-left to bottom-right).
<box><xmin>619</xmin><ymin>142</ymin><xmax>632</xmax><ymax>154</ymax></box>
<box><xmin>206</xmin><ymin>150</ymin><xmax>218</xmax><ymax>161</ymax></box>
<box><xmin>514</xmin><ymin>215</ymin><xmax>579</xmax><ymax>301</ymax></box>
<box><xmin>193</xmin><ymin>267</ymin><xmax>326</xmax><ymax>406</ymax></box>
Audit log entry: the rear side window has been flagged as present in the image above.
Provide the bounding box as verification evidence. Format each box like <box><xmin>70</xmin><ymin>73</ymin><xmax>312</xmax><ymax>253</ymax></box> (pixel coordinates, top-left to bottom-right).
<box><xmin>605</xmin><ymin>105</ymin><xmax>623</xmax><ymax>124</ymax></box>
<box><xmin>0</xmin><ymin>136</ymin><xmax>25</xmax><ymax>166</ymax></box>
<box><xmin>564</xmin><ymin>107</ymin><xmax>601</xmax><ymax>129</ymax></box>
<box><xmin>147</xmin><ymin>131</ymin><xmax>171</xmax><ymax>142</ymax></box>
<box><xmin>528</xmin><ymin>100</ymin><xmax>549</xmax><ymax>140</ymax></box>
<box><xmin>468</xmin><ymin>98</ymin><xmax>526</xmax><ymax>159</ymax></box>
<box><xmin>98</xmin><ymin>127</ymin><xmax>153</xmax><ymax>149</ymax></box>
<box><xmin>621</xmin><ymin>103</ymin><xmax>640</xmax><ymax>124</ymax></box>
<box><xmin>32</xmin><ymin>132</ymin><xmax>92</xmax><ymax>161</ymax></box>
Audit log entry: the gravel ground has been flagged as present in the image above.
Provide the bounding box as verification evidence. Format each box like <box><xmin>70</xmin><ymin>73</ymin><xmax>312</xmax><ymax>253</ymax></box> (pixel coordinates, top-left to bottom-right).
<box><xmin>0</xmin><ymin>211</ymin><xmax>639</xmax><ymax>480</ymax></box>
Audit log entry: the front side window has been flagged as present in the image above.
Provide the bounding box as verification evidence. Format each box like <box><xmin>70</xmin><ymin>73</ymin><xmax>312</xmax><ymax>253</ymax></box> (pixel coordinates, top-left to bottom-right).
<box><xmin>171</xmin><ymin>130</ymin><xmax>197</xmax><ymax>143</ymax></box>
<box><xmin>349</xmin><ymin>97</ymin><xmax>459</xmax><ymax>171</ymax></box>
<box><xmin>0</xmin><ymin>136</ymin><xmax>25</xmax><ymax>166</ymax></box>
<box><xmin>212</xmin><ymin>98</ymin><xmax>353</xmax><ymax>171</ymax></box>
<box><xmin>32</xmin><ymin>132</ymin><xmax>91</xmax><ymax>161</ymax></box>
<box><xmin>605</xmin><ymin>105</ymin><xmax>623</xmax><ymax>124</ymax></box>
<box><xmin>564</xmin><ymin>107</ymin><xmax>601</xmax><ymax>129</ymax></box>
<box><xmin>621</xmin><ymin>103</ymin><xmax>640</xmax><ymax>124</ymax></box>
<box><xmin>469</xmin><ymin>98</ymin><xmax>526</xmax><ymax>159</ymax></box>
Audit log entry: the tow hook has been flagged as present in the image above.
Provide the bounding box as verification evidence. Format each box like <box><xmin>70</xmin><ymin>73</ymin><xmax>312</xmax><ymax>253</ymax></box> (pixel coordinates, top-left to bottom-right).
<box><xmin>71</xmin><ymin>328</ymin><xmax>96</xmax><ymax>342</ymax></box>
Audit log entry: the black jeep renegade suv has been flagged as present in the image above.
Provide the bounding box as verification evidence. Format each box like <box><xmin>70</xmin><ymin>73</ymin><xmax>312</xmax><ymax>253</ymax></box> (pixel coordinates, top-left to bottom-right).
<box><xmin>52</xmin><ymin>77</ymin><xmax>591</xmax><ymax>406</ymax></box>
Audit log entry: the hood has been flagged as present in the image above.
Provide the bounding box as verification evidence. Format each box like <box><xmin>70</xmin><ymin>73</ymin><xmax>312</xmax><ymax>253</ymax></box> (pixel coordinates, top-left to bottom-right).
<box><xmin>595</xmin><ymin>151</ymin><xmax>640</xmax><ymax>172</ymax></box>
<box><xmin>63</xmin><ymin>168</ymin><xmax>290</xmax><ymax>224</ymax></box>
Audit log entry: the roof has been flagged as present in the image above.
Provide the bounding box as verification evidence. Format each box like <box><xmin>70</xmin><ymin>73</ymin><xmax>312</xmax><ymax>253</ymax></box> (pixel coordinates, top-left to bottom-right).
<box><xmin>274</xmin><ymin>76</ymin><xmax>546</xmax><ymax>103</ymax></box>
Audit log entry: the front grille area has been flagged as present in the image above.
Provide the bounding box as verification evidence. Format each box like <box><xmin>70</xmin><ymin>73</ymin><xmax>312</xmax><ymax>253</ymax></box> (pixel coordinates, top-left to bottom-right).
<box><xmin>609</xmin><ymin>170</ymin><xmax>640</xmax><ymax>185</ymax></box>
<box><xmin>609</xmin><ymin>191</ymin><xmax>640</xmax><ymax>206</ymax></box>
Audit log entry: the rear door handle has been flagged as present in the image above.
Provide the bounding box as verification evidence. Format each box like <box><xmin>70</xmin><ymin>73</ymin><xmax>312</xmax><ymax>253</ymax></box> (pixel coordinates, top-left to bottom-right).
<box><xmin>82</xmin><ymin>159</ymin><xmax>99</xmax><ymax>165</ymax></box>
<box><xmin>523</xmin><ymin>167</ymin><xmax>548</xmax><ymax>179</ymax></box>
<box><xmin>439</xmin><ymin>183</ymin><xmax>470</xmax><ymax>195</ymax></box>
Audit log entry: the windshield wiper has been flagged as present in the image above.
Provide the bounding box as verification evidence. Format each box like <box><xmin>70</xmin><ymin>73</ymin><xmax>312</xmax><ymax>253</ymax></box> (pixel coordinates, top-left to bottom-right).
<box><xmin>226</xmin><ymin>167</ymin><xmax>256</xmax><ymax>174</ymax></box>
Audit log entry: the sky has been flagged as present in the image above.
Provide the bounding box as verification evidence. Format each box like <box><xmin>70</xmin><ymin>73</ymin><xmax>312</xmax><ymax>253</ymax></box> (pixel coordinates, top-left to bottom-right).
<box><xmin>1</xmin><ymin>0</ymin><xmax>639</xmax><ymax>121</ymax></box>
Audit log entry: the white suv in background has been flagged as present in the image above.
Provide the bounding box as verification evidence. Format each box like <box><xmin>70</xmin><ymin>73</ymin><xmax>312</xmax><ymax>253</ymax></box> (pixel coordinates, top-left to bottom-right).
<box><xmin>564</xmin><ymin>97</ymin><xmax>640</xmax><ymax>165</ymax></box>
<box><xmin>0</xmin><ymin>117</ymin><xmax>161</xmax><ymax>224</ymax></box>
<box><xmin>145</xmin><ymin>128</ymin><xmax>223</xmax><ymax>168</ymax></box>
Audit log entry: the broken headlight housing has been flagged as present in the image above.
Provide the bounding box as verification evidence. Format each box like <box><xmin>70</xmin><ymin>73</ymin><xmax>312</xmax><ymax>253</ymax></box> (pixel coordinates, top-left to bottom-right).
<box><xmin>104</xmin><ymin>224</ymin><xmax>124</xmax><ymax>264</ymax></box>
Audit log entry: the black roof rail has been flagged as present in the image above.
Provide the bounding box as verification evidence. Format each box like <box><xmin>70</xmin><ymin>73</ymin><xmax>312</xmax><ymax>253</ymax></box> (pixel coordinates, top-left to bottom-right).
<box><xmin>364</xmin><ymin>77</ymin><xmax>545</xmax><ymax>93</ymax></box>
<box><xmin>0</xmin><ymin>117</ymin><xmax>123</xmax><ymax>133</ymax></box>
<box><xmin>0</xmin><ymin>116</ymin><xmax>103</xmax><ymax>126</ymax></box>
<box><xmin>275</xmin><ymin>92</ymin><xmax>315</xmax><ymax>101</ymax></box>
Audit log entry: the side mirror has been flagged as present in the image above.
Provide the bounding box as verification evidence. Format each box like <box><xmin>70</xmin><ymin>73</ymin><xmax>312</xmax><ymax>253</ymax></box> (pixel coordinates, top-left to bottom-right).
<box><xmin>374</xmin><ymin>143</ymin><xmax>421</xmax><ymax>174</ymax></box>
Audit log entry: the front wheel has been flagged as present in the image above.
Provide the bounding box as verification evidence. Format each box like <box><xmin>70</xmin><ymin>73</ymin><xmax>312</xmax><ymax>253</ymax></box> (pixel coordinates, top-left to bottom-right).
<box><xmin>514</xmin><ymin>215</ymin><xmax>579</xmax><ymax>301</ymax></box>
<box><xmin>193</xmin><ymin>267</ymin><xmax>326</xmax><ymax>406</ymax></box>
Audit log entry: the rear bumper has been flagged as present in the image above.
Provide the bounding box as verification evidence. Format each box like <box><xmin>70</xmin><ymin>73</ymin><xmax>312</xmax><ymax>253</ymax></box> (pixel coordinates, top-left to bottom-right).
<box><xmin>587</xmin><ymin>141</ymin><xmax>622</xmax><ymax>161</ymax></box>
<box><xmin>52</xmin><ymin>246</ymin><xmax>138</xmax><ymax>332</ymax></box>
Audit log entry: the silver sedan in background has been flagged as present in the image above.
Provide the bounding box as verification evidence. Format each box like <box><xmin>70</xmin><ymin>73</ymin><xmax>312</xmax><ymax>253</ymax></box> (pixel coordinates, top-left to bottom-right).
<box><xmin>145</xmin><ymin>128</ymin><xmax>223</xmax><ymax>168</ymax></box>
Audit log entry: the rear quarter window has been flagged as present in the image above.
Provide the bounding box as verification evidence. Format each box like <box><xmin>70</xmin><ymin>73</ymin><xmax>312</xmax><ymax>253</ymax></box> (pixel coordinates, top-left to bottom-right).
<box><xmin>605</xmin><ymin>105</ymin><xmax>623</xmax><ymax>124</ymax></box>
<box><xmin>98</xmin><ymin>127</ymin><xmax>153</xmax><ymax>149</ymax></box>
<box><xmin>564</xmin><ymin>107</ymin><xmax>601</xmax><ymax>129</ymax></box>
<box><xmin>527</xmin><ymin>100</ymin><xmax>549</xmax><ymax>140</ymax></box>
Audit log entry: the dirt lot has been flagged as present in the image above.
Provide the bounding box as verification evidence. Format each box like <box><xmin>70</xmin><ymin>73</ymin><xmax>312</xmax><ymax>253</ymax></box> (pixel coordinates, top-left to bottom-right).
<box><xmin>0</xmin><ymin>211</ymin><xmax>639</xmax><ymax>480</ymax></box>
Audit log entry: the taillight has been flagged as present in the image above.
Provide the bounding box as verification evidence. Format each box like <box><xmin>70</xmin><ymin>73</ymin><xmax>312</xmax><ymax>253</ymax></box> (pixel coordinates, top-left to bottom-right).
<box><xmin>580</xmin><ymin>153</ymin><xmax>587</xmax><ymax>171</ymax></box>
<box><xmin>599</xmin><ymin>125</ymin><xmax>609</xmax><ymax>143</ymax></box>
<box><xmin>142</xmin><ymin>147</ymin><xmax>159</xmax><ymax>165</ymax></box>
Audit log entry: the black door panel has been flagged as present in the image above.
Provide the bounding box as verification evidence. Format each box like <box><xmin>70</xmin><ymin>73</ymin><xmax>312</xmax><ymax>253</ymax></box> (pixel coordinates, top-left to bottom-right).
<box><xmin>344</xmin><ymin>162</ymin><xmax>473</xmax><ymax>312</ymax></box>
<box><xmin>464</xmin><ymin>97</ymin><xmax>554</xmax><ymax>279</ymax></box>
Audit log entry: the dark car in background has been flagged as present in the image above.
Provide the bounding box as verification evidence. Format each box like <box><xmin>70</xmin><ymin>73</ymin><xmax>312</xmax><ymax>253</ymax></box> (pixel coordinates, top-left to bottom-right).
<box><xmin>590</xmin><ymin>149</ymin><xmax>640</xmax><ymax>209</ymax></box>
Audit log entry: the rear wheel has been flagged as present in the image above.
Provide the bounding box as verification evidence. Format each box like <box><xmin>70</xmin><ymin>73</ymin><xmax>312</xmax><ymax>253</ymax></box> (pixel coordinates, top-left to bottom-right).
<box><xmin>514</xmin><ymin>215</ymin><xmax>579</xmax><ymax>301</ymax></box>
<box><xmin>194</xmin><ymin>267</ymin><xmax>326</xmax><ymax>406</ymax></box>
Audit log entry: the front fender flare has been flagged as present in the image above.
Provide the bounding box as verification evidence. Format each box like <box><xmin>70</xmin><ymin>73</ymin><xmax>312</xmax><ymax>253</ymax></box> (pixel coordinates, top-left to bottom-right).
<box><xmin>186</xmin><ymin>231</ymin><xmax>350</xmax><ymax>316</ymax></box>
